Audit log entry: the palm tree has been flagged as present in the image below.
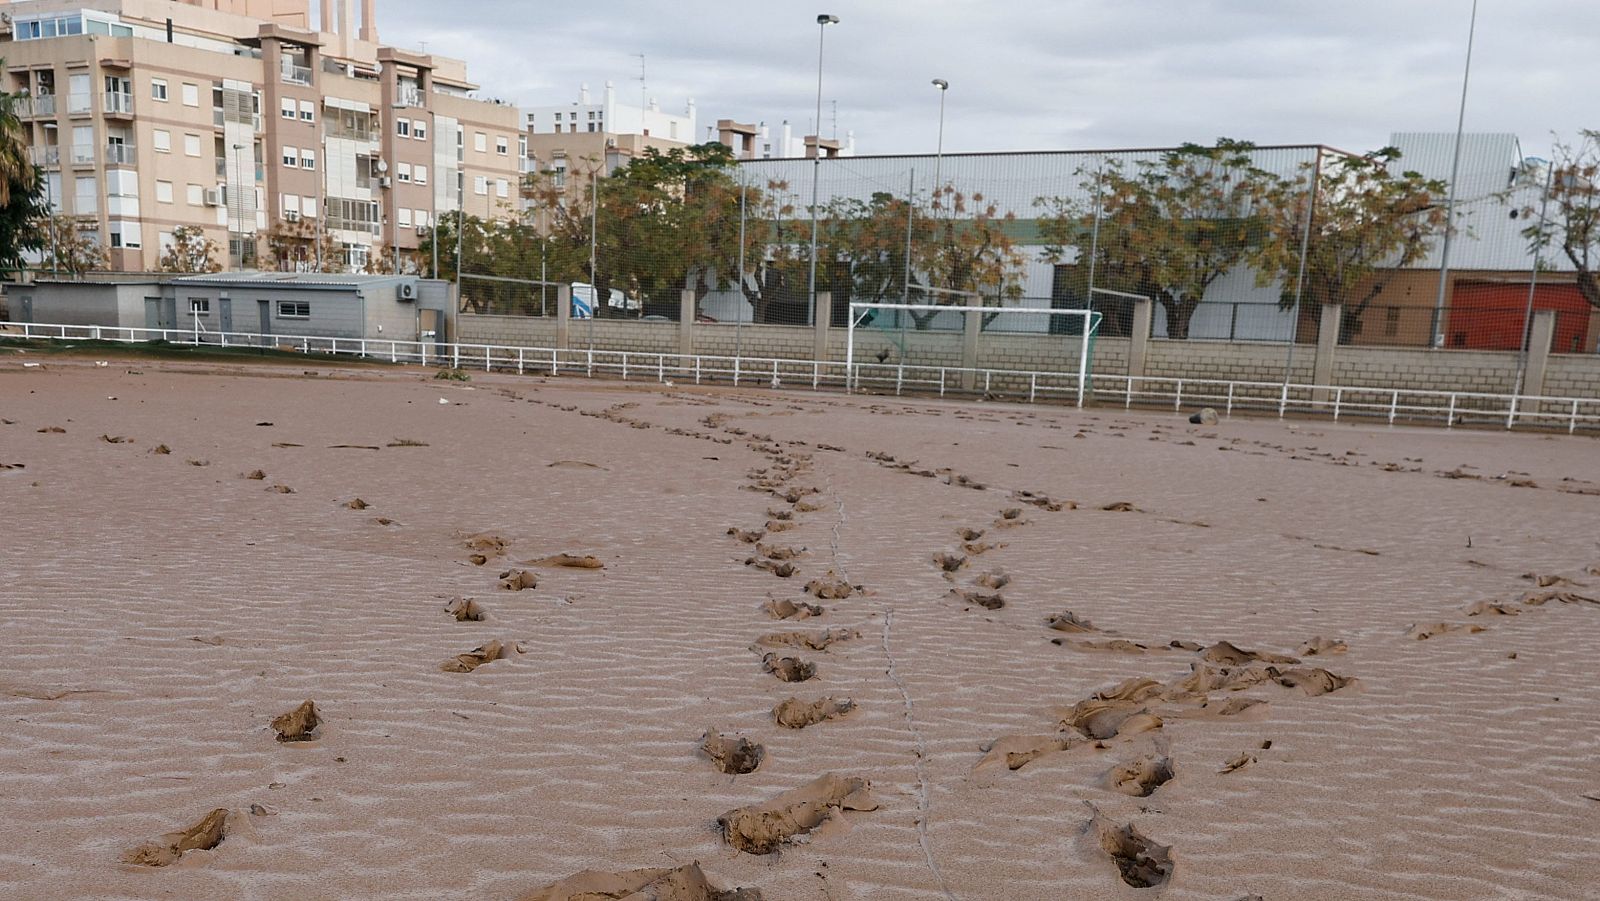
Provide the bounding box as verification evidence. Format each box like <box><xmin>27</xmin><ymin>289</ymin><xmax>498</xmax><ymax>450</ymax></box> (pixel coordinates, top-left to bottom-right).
<box><xmin>0</xmin><ymin>75</ymin><xmax>36</xmax><ymax>208</ymax></box>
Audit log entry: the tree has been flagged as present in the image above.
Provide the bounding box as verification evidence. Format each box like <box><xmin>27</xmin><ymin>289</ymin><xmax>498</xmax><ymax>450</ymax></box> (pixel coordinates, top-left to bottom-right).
<box><xmin>1252</xmin><ymin>147</ymin><xmax>1448</xmax><ymax>341</ymax></box>
<box><xmin>264</xmin><ymin>218</ymin><xmax>341</xmax><ymax>272</ymax></box>
<box><xmin>1521</xmin><ymin>131</ymin><xmax>1600</xmax><ymax>311</ymax></box>
<box><xmin>158</xmin><ymin>225</ymin><xmax>223</xmax><ymax>273</ymax></box>
<box><xmin>34</xmin><ymin>213</ymin><xmax>107</xmax><ymax>276</ymax></box>
<box><xmin>0</xmin><ymin>76</ymin><xmax>47</xmax><ymax>276</ymax></box>
<box><xmin>1035</xmin><ymin>139</ymin><xmax>1274</xmax><ymax>338</ymax></box>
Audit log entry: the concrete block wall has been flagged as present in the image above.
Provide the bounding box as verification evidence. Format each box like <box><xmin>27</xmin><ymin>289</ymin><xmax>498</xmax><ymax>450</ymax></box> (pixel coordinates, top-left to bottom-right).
<box><xmin>1145</xmin><ymin>340</ymin><xmax>1316</xmax><ymax>385</ymax></box>
<box><xmin>1541</xmin><ymin>355</ymin><xmax>1600</xmax><ymax>399</ymax></box>
<box><xmin>694</xmin><ymin>323</ymin><xmax>817</xmax><ymax>361</ymax></box>
<box><xmin>458</xmin><ymin>314</ymin><xmax>559</xmax><ymax>347</ymax></box>
<box><xmin>1331</xmin><ymin>347</ymin><xmax>1519</xmax><ymax>395</ymax></box>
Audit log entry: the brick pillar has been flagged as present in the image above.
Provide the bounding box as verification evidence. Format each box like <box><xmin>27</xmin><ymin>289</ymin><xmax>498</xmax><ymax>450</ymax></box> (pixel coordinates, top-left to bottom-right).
<box><xmin>555</xmin><ymin>284</ymin><xmax>571</xmax><ymax>349</ymax></box>
<box><xmin>1311</xmin><ymin>303</ymin><xmax>1342</xmax><ymax>403</ymax></box>
<box><xmin>960</xmin><ymin>307</ymin><xmax>981</xmax><ymax>391</ymax></box>
<box><xmin>679</xmin><ymin>289</ymin><xmax>695</xmax><ymax>357</ymax></box>
<box><xmin>813</xmin><ymin>291</ymin><xmax>831</xmax><ymax>362</ymax></box>
<box><xmin>1522</xmin><ymin>309</ymin><xmax>1558</xmax><ymax>406</ymax></box>
<box><xmin>1128</xmin><ymin>297</ymin><xmax>1153</xmax><ymax>378</ymax></box>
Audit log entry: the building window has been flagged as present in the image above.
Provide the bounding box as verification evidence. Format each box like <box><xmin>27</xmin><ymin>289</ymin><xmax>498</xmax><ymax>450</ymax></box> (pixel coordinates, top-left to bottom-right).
<box><xmin>413</xmin><ymin>165</ymin><xmax>427</xmax><ymax>186</ymax></box>
<box><xmin>474</xmin><ymin>132</ymin><xmax>487</xmax><ymax>153</ymax></box>
<box><xmin>181</xmin><ymin>83</ymin><xmax>199</xmax><ymax>107</ymax></box>
<box><xmin>473</xmin><ymin>175</ymin><xmax>487</xmax><ymax>195</ymax></box>
<box><xmin>277</xmin><ymin>301</ymin><xmax>311</xmax><ymax>319</ymax></box>
<box><xmin>282</xmin><ymin>145</ymin><xmax>298</xmax><ymax>166</ymax></box>
<box><xmin>415</xmin><ymin>210</ymin><xmax>429</xmax><ymax>228</ymax></box>
<box><xmin>495</xmin><ymin>136</ymin><xmax>508</xmax><ymax>155</ymax></box>
<box><xmin>412</xmin><ymin>120</ymin><xmax>426</xmax><ymax>140</ymax></box>
<box><xmin>156</xmin><ymin>180</ymin><xmax>173</xmax><ymax>203</ymax></box>
<box><xmin>495</xmin><ymin>178</ymin><xmax>508</xmax><ymax>198</ymax></box>
<box><xmin>281</xmin><ymin>98</ymin><xmax>295</xmax><ymax>119</ymax></box>
<box><xmin>184</xmin><ymin>134</ymin><xmax>201</xmax><ymax>156</ymax></box>
<box><xmin>282</xmin><ymin>193</ymin><xmax>300</xmax><ymax>215</ymax></box>
<box><xmin>587</xmin><ymin>123</ymin><xmax>595</xmax><ymax>132</ymax></box>
<box><xmin>187</xmin><ymin>184</ymin><xmax>204</xmax><ymax>206</ymax></box>
<box><xmin>303</xmin><ymin>196</ymin><xmax>318</xmax><ymax>218</ymax></box>
<box><xmin>153</xmin><ymin>129</ymin><xmax>171</xmax><ymax>153</ymax></box>
<box><xmin>151</xmin><ymin>78</ymin><xmax>168</xmax><ymax>101</ymax></box>
<box><xmin>343</xmin><ymin>243</ymin><xmax>368</xmax><ymax>269</ymax></box>
<box><xmin>397</xmin><ymin>207</ymin><xmax>412</xmax><ymax>227</ymax></box>
<box><xmin>300</xmin><ymin>149</ymin><xmax>315</xmax><ymax>170</ymax></box>
<box><xmin>397</xmin><ymin>119</ymin><xmax>410</xmax><ymax>137</ymax></box>
<box><xmin>299</xmin><ymin>100</ymin><xmax>314</xmax><ymax>122</ymax></box>
<box><xmin>188</xmin><ymin>298</ymin><xmax>210</xmax><ymax>315</ymax></box>
<box><xmin>396</xmin><ymin>162</ymin><xmax>411</xmax><ymax>183</ymax></box>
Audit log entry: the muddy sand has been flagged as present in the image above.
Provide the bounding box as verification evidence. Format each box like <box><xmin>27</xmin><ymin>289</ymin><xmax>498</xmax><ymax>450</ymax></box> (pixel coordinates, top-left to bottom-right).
<box><xmin>2</xmin><ymin>357</ymin><xmax>1599</xmax><ymax>899</ymax></box>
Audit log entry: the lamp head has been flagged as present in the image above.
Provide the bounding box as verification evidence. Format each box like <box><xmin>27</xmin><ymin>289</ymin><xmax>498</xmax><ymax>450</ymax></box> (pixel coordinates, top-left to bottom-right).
<box><xmin>817</xmin><ymin>14</ymin><xmax>839</xmax><ymax>24</ymax></box>
<box><xmin>932</xmin><ymin>78</ymin><xmax>949</xmax><ymax>90</ymax></box>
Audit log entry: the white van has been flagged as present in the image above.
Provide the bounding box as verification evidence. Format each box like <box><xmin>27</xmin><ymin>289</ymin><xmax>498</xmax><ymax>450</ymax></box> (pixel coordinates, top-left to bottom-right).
<box><xmin>571</xmin><ymin>283</ymin><xmax>636</xmax><ymax>318</ymax></box>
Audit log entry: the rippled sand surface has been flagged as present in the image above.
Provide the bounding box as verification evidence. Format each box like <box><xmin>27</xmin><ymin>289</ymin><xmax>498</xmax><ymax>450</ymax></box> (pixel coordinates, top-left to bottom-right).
<box><xmin>3</xmin><ymin>359</ymin><xmax>1598</xmax><ymax>900</ymax></box>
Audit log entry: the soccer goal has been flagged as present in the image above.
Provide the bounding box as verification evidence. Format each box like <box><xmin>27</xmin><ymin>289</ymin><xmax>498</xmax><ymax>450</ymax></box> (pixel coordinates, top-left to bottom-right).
<box><xmin>846</xmin><ymin>301</ymin><xmax>1103</xmax><ymax>406</ymax></box>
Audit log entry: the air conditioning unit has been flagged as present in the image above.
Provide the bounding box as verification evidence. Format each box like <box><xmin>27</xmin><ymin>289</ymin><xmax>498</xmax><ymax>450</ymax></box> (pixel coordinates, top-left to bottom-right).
<box><xmin>396</xmin><ymin>281</ymin><xmax>418</xmax><ymax>301</ymax></box>
<box><xmin>605</xmin><ymin>137</ymin><xmax>617</xmax><ymax>148</ymax></box>
<box><xmin>284</xmin><ymin>210</ymin><xmax>301</xmax><ymax>223</ymax></box>
<box><xmin>378</xmin><ymin>176</ymin><xmax>392</xmax><ymax>188</ymax></box>
<box><xmin>202</xmin><ymin>187</ymin><xmax>222</xmax><ymax>207</ymax></box>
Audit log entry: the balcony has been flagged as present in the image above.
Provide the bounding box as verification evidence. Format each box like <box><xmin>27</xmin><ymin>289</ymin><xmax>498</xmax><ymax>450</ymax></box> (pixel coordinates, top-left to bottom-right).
<box><xmin>102</xmin><ymin>91</ymin><xmax>133</xmax><ymax>117</ymax></box>
<box><xmin>23</xmin><ymin>95</ymin><xmax>57</xmax><ymax>118</ymax></box>
<box><xmin>29</xmin><ymin>145</ymin><xmax>61</xmax><ymax>166</ymax></box>
<box><xmin>69</xmin><ymin>143</ymin><xmax>95</xmax><ymax>165</ymax></box>
<box><xmin>282</xmin><ymin>64</ymin><xmax>312</xmax><ymax>86</ymax></box>
<box><xmin>104</xmin><ymin>143</ymin><xmax>136</xmax><ymax>166</ymax></box>
<box><xmin>395</xmin><ymin>88</ymin><xmax>425</xmax><ymax>109</ymax></box>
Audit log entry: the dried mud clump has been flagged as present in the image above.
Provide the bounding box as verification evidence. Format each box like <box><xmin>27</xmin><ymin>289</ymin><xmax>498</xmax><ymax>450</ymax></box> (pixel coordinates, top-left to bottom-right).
<box><xmin>717</xmin><ymin>773</ymin><xmax>878</xmax><ymax>855</ymax></box>
<box><xmin>445</xmin><ymin>597</ymin><xmax>486</xmax><ymax>621</ymax></box>
<box><xmin>950</xmin><ymin>588</ymin><xmax>1004</xmax><ymax>610</ymax></box>
<box><xmin>803</xmin><ymin>573</ymin><xmax>856</xmax><ymax>600</ymax></box>
<box><xmin>763</xmin><ymin>598</ymin><xmax>824</xmax><ymax>620</ymax></box>
<box><xmin>344</xmin><ymin>498</ymin><xmax>370</xmax><ymax>510</ymax></box>
<box><xmin>1090</xmin><ymin>811</ymin><xmax>1174</xmax><ymax>889</ymax></box>
<box><xmin>933</xmin><ymin>551</ymin><xmax>968</xmax><ymax>573</ymax></box>
<box><xmin>464</xmin><ymin>533</ymin><xmax>509</xmax><ymax>558</ymax></box>
<box><xmin>1046</xmin><ymin>611</ymin><xmax>1098</xmax><ymax>633</ymax></box>
<box><xmin>122</xmin><ymin>808</ymin><xmax>231</xmax><ymax>867</ymax></box>
<box><xmin>528</xmin><ymin>553</ymin><xmax>604</xmax><ymax>569</ymax></box>
<box><xmin>516</xmin><ymin>862</ymin><xmax>761</xmax><ymax>901</ymax></box>
<box><xmin>244</xmin><ymin>469</ymin><xmax>266</xmax><ymax>480</ymax></box>
<box><xmin>756</xmin><ymin>628</ymin><xmax>859</xmax><ymax>651</ymax></box>
<box><xmin>762</xmin><ymin>653</ymin><xmax>817</xmax><ymax>683</ymax></box>
<box><xmin>772</xmin><ymin>696</ymin><xmax>855</xmax><ymax>728</ymax></box>
<box><xmin>498</xmin><ymin>569</ymin><xmax>539</xmax><ymax>591</ymax></box>
<box><xmin>440</xmin><ymin>640</ymin><xmax>515</xmax><ymax>673</ymax></box>
<box><xmin>701</xmin><ymin>730</ymin><xmax>765</xmax><ymax>775</ymax></box>
<box><xmin>1109</xmin><ymin>755</ymin><xmax>1174</xmax><ymax>797</ymax></box>
<box><xmin>727</xmin><ymin>527</ymin><xmax>766</xmax><ymax>544</ymax></box>
<box><xmin>270</xmin><ymin>700</ymin><xmax>321</xmax><ymax>742</ymax></box>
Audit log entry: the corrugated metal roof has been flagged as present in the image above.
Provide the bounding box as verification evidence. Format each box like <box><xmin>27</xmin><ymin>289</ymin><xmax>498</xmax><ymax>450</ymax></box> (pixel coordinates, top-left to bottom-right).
<box><xmin>171</xmin><ymin>272</ymin><xmax>428</xmax><ymax>289</ymax></box>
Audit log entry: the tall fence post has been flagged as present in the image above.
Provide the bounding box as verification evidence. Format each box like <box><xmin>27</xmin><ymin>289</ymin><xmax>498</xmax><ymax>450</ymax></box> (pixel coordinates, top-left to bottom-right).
<box><xmin>1521</xmin><ymin>309</ymin><xmax>1559</xmax><ymax>414</ymax></box>
<box><xmin>960</xmin><ymin>307</ymin><xmax>981</xmax><ymax>391</ymax></box>
<box><xmin>1311</xmin><ymin>303</ymin><xmax>1341</xmax><ymax>404</ymax></box>
<box><xmin>678</xmin><ymin>289</ymin><xmax>695</xmax><ymax>357</ymax></box>
<box><xmin>813</xmin><ymin>291</ymin><xmax>831</xmax><ymax>367</ymax></box>
<box><xmin>555</xmin><ymin>284</ymin><xmax>572</xmax><ymax>350</ymax></box>
<box><xmin>1128</xmin><ymin>297</ymin><xmax>1153</xmax><ymax>379</ymax></box>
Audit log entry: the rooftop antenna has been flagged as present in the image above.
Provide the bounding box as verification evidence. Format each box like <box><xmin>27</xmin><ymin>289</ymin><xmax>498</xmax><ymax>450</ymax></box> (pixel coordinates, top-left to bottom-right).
<box><xmin>636</xmin><ymin>52</ymin><xmax>646</xmax><ymax>112</ymax></box>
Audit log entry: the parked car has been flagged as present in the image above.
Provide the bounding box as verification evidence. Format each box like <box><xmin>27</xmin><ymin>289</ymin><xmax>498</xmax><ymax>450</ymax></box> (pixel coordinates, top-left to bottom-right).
<box><xmin>571</xmin><ymin>283</ymin><xmax>636</xmax><ymax>318</ymax></box>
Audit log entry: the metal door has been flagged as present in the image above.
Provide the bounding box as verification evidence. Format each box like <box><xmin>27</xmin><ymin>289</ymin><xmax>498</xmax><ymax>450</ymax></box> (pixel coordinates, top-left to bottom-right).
<box><xmin>18</xmin><ymin>295</ymin><xmax>32</xmax><ymax>322</ymax></box>
<box><xmin>144</xmin><ymin>297</ymin><xmax>159</xmax><ymax>330</ymax></box>
<box><xmin>257</xmin><ymin>300</ymin><xmax>271</xmax><ymax>347</ymax></box>
<box><xmin>219</xmin><ymin>298</ymin><xmax>232</xmax><ymax>334</ymax></box>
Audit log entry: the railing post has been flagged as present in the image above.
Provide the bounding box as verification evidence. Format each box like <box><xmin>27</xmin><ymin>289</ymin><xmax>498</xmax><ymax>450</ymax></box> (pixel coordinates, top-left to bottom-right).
<box><xmin>1029</xmin><ymin>372</ymin><xmax>1037</xmax><ymax>403</ymax></box>
<box><xmin>484</xmin><ymin>347</ymin><xmax>491</xmax><ymax>372</ymax></box>
<box><xmin>983</xmin><ymin>370</ymin><xmax>991</xmax><ymax>396</ymax></box>
<box><xmin>939</xmin><ymin>368</ymin><xmax>947</xmax><ymax>397</ymax></box>
<box><xmin>517</xmin><ymin>348</ymin><xmax>524</xmax><ymax>374</ymax></box>
<box><xmin>658</xmin><ymin>354</ymin><xmax>664</xmax><ymax>383</ymax></box>
<box><xmin>391</xmin><ymin>341</ymin><xmax>397</xmax><ymax>363</ymax></box>
<box><xmin>1226</xmin><ymin>382</ymin><xmax>1235</xmax><ymax>417</ymax></box>
<box><xmin>1446</xmin><ymin>393</ymin><xmax>1457</xmax><ymax>428</ymax></box>
<box><xmin>550</xmin><ymin>349</ymin><xmax>558</xmax><ymax>375</ymax></box>
<box><xmin>694</xmin><ymin>356</ymin><xmax>701</xmax><ymax>384</ymax></box>
<box><xmin>1332</xmin><ymin>387</ymin><xmax>1343</xmax><ymax>421</ymax></box>
<box><xmin>1388</xmin><ymin>390</ymin><xmax>1399</xmax><ymax>425</ymax></box>
<box><xmin>1570</xmin><ymin>399</ymin><xmax>1579</xmax><ymax>435</ymax></box>
<box><xmin>586</xmin><ymin>349</ymin><xmax>593</xmax><ymax>377</ymax></box>
<box><xmin>733</xmin><ymin>356</ymin><xmax>741</xmax><ymax>386</ymax></box>
<box><xmin>453</xmin><ymin>344</ymin><xmax>460</xmax><ymax>368</ymax></box>
<box><xmin>895</xmin><ymin>364</ymin><xmax>904</xmax><ymax>396</ymax></box>
<box><xmin>771</xmin><ymin>359</ymin><xmax>779</xmax><ymax>387</ymax></box>
<box><xmin>1278</xmin><ymin>383</ymin><xmax>1288</xmax><ymax>419</ymax></box>
<box><xmin>622</xmin><ymin>353</ymin><xmax>629</xmax><ymax>381</ymax></box>
<box><xmin>812</xmin><ymin>361</ymin><xmax>819</xmax><ymax>390</ymax></box>
<box><xmin>1174</xmin><ymin>380</ymin><xmax>1183</xmax><ymax>411</ymax></box>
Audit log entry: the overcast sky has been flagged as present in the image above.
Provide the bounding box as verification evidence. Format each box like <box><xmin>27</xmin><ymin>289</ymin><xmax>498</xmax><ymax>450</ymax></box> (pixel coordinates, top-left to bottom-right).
<box><xmin>383</xmin><ymin>1</ymin><xmax>1598</xmax><ymax>159</ymax></box>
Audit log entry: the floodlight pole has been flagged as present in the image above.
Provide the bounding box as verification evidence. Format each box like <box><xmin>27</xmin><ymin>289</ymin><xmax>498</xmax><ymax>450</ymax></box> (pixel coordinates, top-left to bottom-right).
<box><xmin>1511</xmin><ymin>153</ymin><xmax>1557</xmax><ymax>414</ymax></box>
<box><xmin>806</xmin><ymin>14</ymin><xmax>838</xmax><ymax>328</ymax></box>
<box><xmin>1431</xmin><ymin>0</ymin><xmax>1478</xmax><ymax>347</ymax></box>
<box><xmin>931</xmin><ymin>78</ymin><xmax>947</xmax><ymax>208</ymax></box>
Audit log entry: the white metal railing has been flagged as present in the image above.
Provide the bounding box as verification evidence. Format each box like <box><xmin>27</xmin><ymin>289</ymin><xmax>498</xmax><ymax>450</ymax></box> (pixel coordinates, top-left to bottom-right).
<box><xmin>5</xmin><ymin>320</ymin><xmax>1599</xmax><ymax>434</ymax></box>
<box><xmin>102</xmin><ymin>91</ymin><xmax>133</xmax><ymax>115</ymax></box>
<box><xmin>29</xmin><ymin>145</ymin><xmax>60</xmax><ymax>166</ymax></box>
<box><xmin>282</xmin><ymin>64</ymin><xmax>313</xmax><ymax>86</ymax></box>
<box><xmin>26</xmin><ymin>94</ymin><xmax>57</xmax><ymax>117</ymax></box>
<box><xmin>69</xmin><ymin>143</ymin><xmax>95</xmax><ymax>165</ymax></box>
<box><xmin>104</xmin><ymin>143</ymin><xmax>136</xmax><ymax>165</ymax></box>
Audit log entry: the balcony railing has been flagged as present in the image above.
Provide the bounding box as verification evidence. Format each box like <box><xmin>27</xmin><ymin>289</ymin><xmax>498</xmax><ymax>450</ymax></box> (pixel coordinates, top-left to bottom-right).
<box><xmin>282</xmin><ymin>64</ymin><xmax>312</xmax><ymax>86</ymax></box>
<box><xmin>104</xmin><ymin>143</ymin><xmax>136</xmax><ymax>165</ymax></box>
<box><xmin>29</xmin><ymin>145</ymin><xmax>61</xmax><ymax>166</ymax></box>
<box><xmin>69</xmin><ymin>143</ymin><xmax>95</xmax><ymax>165</ymax></box>
<box><xmin>67</xmin><ymin>93</ymin><xmax>92</xmax><ymax>115</ymax></box>
<box><xmin>102</xmin><ymin>91</ymin><xmax>133</xmax><ymax>115</ymax></box>
<box><xmin>395</xmin><ymin>89</ymin><xmax>424</xmax><ymax>109</ymax></box>
<box><xmin>24</xmin><ymin>95</ymin><xmax>57</xmax><ymax>117</ymax></box>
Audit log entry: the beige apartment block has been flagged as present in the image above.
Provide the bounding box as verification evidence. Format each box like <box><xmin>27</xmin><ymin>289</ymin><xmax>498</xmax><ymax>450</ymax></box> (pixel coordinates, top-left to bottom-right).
<box><xmin>3</xmin><ymin>0</ymin><xmax>520</xmax><ymax>273</ymax></box>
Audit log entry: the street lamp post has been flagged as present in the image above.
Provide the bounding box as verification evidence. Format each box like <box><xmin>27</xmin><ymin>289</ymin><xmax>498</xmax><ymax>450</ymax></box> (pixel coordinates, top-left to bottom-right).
<box><xmin>931</xmin><ymin>78</ymin><xmax>948</xmax><ymax>209</ymax></box>
<box><xmin>1431</xmin><ymin>0</ymin><xmax>1479</xmax><ymax>347</ymax></box>
<box><xmin>806</xmin><ymin>13</ymin><xmax>839</xmax><ymax>327</ymax></box>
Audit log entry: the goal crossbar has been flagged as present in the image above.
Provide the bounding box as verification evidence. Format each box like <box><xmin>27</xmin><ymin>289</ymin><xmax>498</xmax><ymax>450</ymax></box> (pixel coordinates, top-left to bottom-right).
<box><xmin>845</xmin><ymin>302</ymin><xmax>1103</xmax><ymax>406</ymax></box>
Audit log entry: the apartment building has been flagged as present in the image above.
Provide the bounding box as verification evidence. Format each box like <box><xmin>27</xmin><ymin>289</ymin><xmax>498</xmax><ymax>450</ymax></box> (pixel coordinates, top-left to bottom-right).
<box><xmin>521</xmin><ymin>82</ymin><xmax>695</xmax><ymax>208</ymax></box>
<box><xmin>2</xmin><ymin>0</ymin><xmax>521</xmax><ymax>273</ymax></box>
<box><xmin>714</xmin><ymin>118</ymin><xmax>856</xmax><ymax>160</ymax></box>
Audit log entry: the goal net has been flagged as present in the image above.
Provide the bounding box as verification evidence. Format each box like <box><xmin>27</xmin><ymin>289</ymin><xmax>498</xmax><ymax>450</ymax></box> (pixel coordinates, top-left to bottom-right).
<box><xmin>846</xmin><ymin>301</ymin><xmax>1103</xmax><ymax>406</ymax></box>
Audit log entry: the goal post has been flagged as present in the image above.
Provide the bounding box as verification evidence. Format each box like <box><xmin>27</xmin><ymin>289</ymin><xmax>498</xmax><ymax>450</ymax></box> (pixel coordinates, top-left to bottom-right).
<box><xmin>846</xmin><ymin>301</ymin><xmax>1103</xmax><ymax>406</ymax></box>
